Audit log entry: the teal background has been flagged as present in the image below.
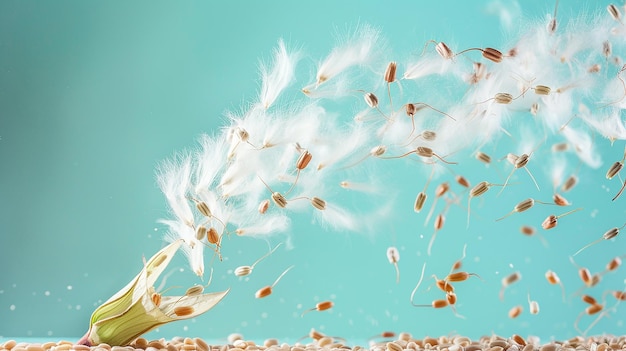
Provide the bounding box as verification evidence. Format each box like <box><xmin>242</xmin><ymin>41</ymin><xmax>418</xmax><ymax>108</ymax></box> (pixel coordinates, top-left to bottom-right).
<box><xmin>1</xmin><ymin>0</ymin><xmax>625</xmax><ymax>344</ymax></box>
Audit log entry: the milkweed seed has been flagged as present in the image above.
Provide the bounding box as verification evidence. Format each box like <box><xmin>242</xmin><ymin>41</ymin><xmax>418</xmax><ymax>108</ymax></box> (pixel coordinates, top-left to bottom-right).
<box><xmin>371</xmin><ymin>145</ymin><xmax>387</xmax><ymax>157</ymax></box>
<box><xmin>296</xmin><ymin>149</ymin><xmax>313</xmax><ymax>170</ymax></box>
<box><xmin>435</xmin><ymin>276</ymin><xmax>455</xmax><ymax>293</ymax></box>
<box><xmin>414</xmin><ymin>192</ymin><xmax>427</xmax><ymax>213</ymax></box>
<box><xmin>413</xmin><ymin>299</ymin><xmax>449</xmax><ymax>308</ymax></box>
<box><xmin>255</xmin><ymin>286</ymin><xmax>273</xmax><ymax>298</ymax></box>
<box><xmin>468</xmin><ymin>181</ymin><xmax>504</xmax><ymax>227</ymax></box>
<box><xmin>195</xmin><ymin>225</ymin><xmax>207</xmax><ymax>241</ymax></box>
<box><xmin>456</xmin><ymin>175</ymin><xmax>470</xmax><ymax>188</ymax></box>
<box><xmin>151</xmin><ymin>292</ymin><xmax>162</xmax><ymax>307</ymax></box>
<box><xmin>301</xmin><ymin>300</ymin><xmax>334</xmax><ymax>317</ymax></box>
<box><xmin>195</xmin><ymin>200</ymin><xmax>212</xmax><ymax>218</ymax></box>
<box><xmin>520</xmin><ymin>225</ymin><xmax>535</xmax><ymax>236</ymax></box>
<box><xmin>482</xmin><ymin>47</ymin><xmax>503</xmax><ymax>63</ymax></box>
<box><xmin>173</xmin><ymin>306</ymin><xmax>194</xmax><ymax>317</ymax></box>
<box><xmin>310</xmin><ymin>197</ymin><xmax>327</xmax><ymax>211</ymax></box>
<box><xmin>530</xmin><ymin>102</ymin><xmax>539</xmax><ymax>115</ymax></box>
<box><xmin>435</xmin><ymin>42</ymin><xmax>454</xmax><ymax>60</ymax></box>
<box><xmin>605</xmin><ymin>256</ymin><xmax>621</xmax><ymax>271</ymax></box>
<box><xmin>573</xmin><ymin>222</ymin><xmax>625</xmax><ymax>256</ymax></box>
<box><xmin>446</xmin><ymin>271</ymin><xmax>481</xmax><ymax>283</ymax></box>
<box><xmin>608</xmin><ymin>4</ymin><xmax>622</xmax><ymax>22</ymax></box>
<box><xmin>185</xmin><ymin>285</ymin><xmax>204</xmax><ymax>296</ymax></box>
<box><xmin>561</xmin><ymin>175</ymin><xmax>578</xmax><ymax>192</ymax></box>
<box><xmin>533</xmin><ymin>85</ymin><xmax>551</xmax><ymax>95</ymax></box>
<box><xmin>446</xmin><ymin>292</ymin><xmax>457</xmax><ymax>305</ymax></box>
<box><xmin>207</xmin><ymin>227</ymin><xmax>220</xmax><ymax>245</ymax></box>
<box><xmin>586</xmin><ymin>304</ymin><xmax>603</xmax><ymax>315</ymax></box>
<box><xmin>405</xmin><ymin>103</ymin><xmax>416</xmax><ymax>117</ymax></box>
<box><xmin>606</xmin><ymin>161</ymin><xmax>623</xmax><ymax>179</ymax></box>
<box><xmin>258</xmin><ymin>199</ymin><xmax>270</xmax><ymax>214</ymax></box>
<box><xmin>494</xmin><ymin>93</ymin><xmax>513</xmax><ymax>104</ymax></box>
<box><xmin>235</xmin><ymin>243</ymin><xmax>282</xmax><ymax>277</ymax></box>
<box><xmin>545</xmin><ymin>270</ymin><xmax>566</xmax><ymax>302</ymax></box>
<box><xmin>387</xmin><ymin>246</ymin><xmax>401</xmax><ymax>283</ymax></box>
<box><xmin>496</xmin><ymin>198</ymin><xmax>539</xmax><ymax>221</ymax></box>
<box><xmin>235</xmin><ymin>266</ymin><xmax>252</xmax><ymax>276</ymax></box>
<box><xmin>500</xmin><ymin>272</ymin><xmax>521</xmax><ymax>300</ymax></box>
<box><xmin>542</xmin><ymin>208</ymin><xmax>582</xmax><ymax>230</ymax></box>
<box><xmin>611</xmin><ymin>290</ymin><xmax>626</xmax><ymax>300</ymax></box>
<box><xmin>579</xmin><ymin>267</ymin><xmax>592</xmax><ymax>286</ymax></box>
<box><xmin>582</xmin><ymin>294</ymin><xmax>597</xmax><ymax>305</ymax></box>
<box><xmin>553</xmin><ymin>193</ymin><xmax>570</xmax><ymax>206</ymax></box>
<box><xmin>527</xmin><ymin>294</ymin><xmax>539</xmax><ymax>315</ymax></box>
<box><xmin>364</xmin><ymin>92</ymin><xmax>379</xmax><ymax>108</ymax></box>
<box><xmin>476</xmin><ymin>151</ymin><xmax>492</xmax><ymax>164</ymax></box>
<box><xmin>271</xmin><ymin>192</ymin><xmax>288</xmax><ymax>208</ymax></box>
<box><xmin>422</xmin><ymin>130</ymin><xmax>437</xmax><ymax>141</ymax></box>
<box><xmin>385</xmin><ymin>61</ymin><xmax>397</xmax><ymax>83</ymax></box>
<box><xmin>508</xmin><ymin>305</ymin><xmax>523</xmax><ymax>318</ymax></box>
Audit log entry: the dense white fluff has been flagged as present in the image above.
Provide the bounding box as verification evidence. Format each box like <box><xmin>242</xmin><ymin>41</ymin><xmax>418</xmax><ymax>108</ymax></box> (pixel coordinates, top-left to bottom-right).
<box><xmin>259</xmin><ymin>39</ymin><xmax>301</xmax><ymax>110</ymax></box>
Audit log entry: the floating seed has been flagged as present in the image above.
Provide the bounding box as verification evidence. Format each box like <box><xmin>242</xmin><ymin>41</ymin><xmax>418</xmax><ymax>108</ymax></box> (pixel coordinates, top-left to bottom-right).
<box><xmin>385</xmin><ymin>61</ymin><xmax>397</xmax><ymax>83</ymax></box>
<box><xmin>414</xmin><ymin>192</ymin><xmax>427</xmax><ymax>213</ymax></box>
<box><xmin>545</xmin><ymin>270</ymin><xmax>566</xmax><ymax>302</ymax></box>
<box><xmin>476</xmin><ymin>151</ymin><xmax>492</xmax><ymax>164</ymax></box>
<box><xmin>310</xmin><ymin>197</ymin><xmax>327</xmax><ymax>211</ymax></box>
<box><xmin>542</xmin><ymin>208</ymin><xmax>582</xmax><ymax>230</ymax></box>
<box><xmin>553</xmin><ymin>193</ymin><xmax>570</xmax><ymax>206</ymax></box>
<box><xmin>606</xmin><ymin>161</ymin><xmax>623</xmax><ymax>179</ymax></box>
<box><xmin>302</xmin><ymin>300</ymin><xmax>334</xmax><ymax>317</ymax></box>
<box><xmin>573</xmin><ymin>222</ymin><xmax>625</xmax><ymax>256</ymax></box>
<box><xmin>509</xmin><ymin>305</ymin><xmax>523</xmax><ymax>318</ymax></box>
<box><xmin>500</xmin><ymin>271</ymin><xmax>521</xmax><ymax>301</ymax></box>
<box><xmin>533</xmin><ymin>85</ymin><xmax>551</xmax><ymax>95</ymax></box>
<box><xmin>258</xmin><ymin>199</ymin><xmax>270</xmax><ymax>214</ymax></box>
<box><xmin>364</xmin><ymin>92</ymin><xmax>379</xmax><ymax>108</ymax></box>
<box><xmin>387</xmin><ymin>246</ymin><xmax>401</xmax><ymax>283</ymax></box>
<box><xmin>608</xmin><ymin>4</ymin><xmax>622</xmax><ymax>22</ymax></box>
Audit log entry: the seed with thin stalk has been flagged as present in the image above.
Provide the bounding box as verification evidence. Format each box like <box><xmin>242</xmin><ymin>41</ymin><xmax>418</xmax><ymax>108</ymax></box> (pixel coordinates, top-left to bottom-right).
<box><xmin>456</xmin><ymin>175</ymin><xmax>470</xmax><ymax>188</ymax></box>
<box><xmin>173</xmin><ymin>306</ymin><xmax>195</xmax><ymax>317</ymax></box>
<box><xmin>364</xmin><ymin>92</ymin><xmax>379</xmax><ymax>108</ymax></box>
<box><xmin>206</xmin><ymin>227</ymin><xmax>220</xmax><ymax>245</ymax></box>
<box><xmin>255</xmin><ymin>265</ymin><xmax>294</xmax><ymax>298</ymax></box>
<box><xmin>574</xmin><ymin>303</ymin><xmax>604</xmax><ymax>335</ymax></box>
<box><xmin>310</xmin><ymin>197</ymin><xmax>326</xmax><ymax>211</ymax></box>
<box><xmin>414</xmin><ymin>192</ymin><xmax>427</xmax><ymax>213</ymax></box>
<box><xmin>385</xmin><ymin>61</ymin><xmax>397</xmax><ymax>83</ymax></box>
<box><xmin>496</xmin><ymin>198</ymin><xmax>551</xmax><ymax>221</ymax></box>
<box><xmin>508</xmin><ymin>305</ymin><xmax>523</xmax><ymax>318</ymax></box>
<box><xmin>604</xmin><ymin>256</ymin><xmax>622</xmax><ymax>273</ymax></box>
<box><xmin>258</xmin><ymin>199</ymin><xmax>270</xmax><ymax>214</ymax></box>
<box><xmin>427</xmin><ymin>213</ymin><xmax>445</xmax><ymax>256</ymax></box>
<box><xmin>500</xmin><ymin>271</ymin><xmax>521</xmax><ymax>301</ymax></box>
<box><xmin>455</xmin><ymin>47</ymin><xmax>504</xmax><ymax>63</ymax></box>
<box><xmin>545</xmin><ymin>270</ymin><xmax>566</xmax><ymax>302</ymax></box>
<box><xmin>403</xmin><ymin>103</ymin><xmax>454</xmax><ymax>139</ymax></box>
<box><xmin>520</xmin><ymin>225</ymin><xmax>535</xmax><ymax>236</ymax></box>
<box><xmin>611</xmin><ymin>290</ymin><xmax>626</xmax><ymax>301</ymax></box>
<box><xmin>195</xmin><ymin>225</ymin><xmax>207</xmax><ymax>241</ymax></box>
<box><xmin>286</xmin><ymin>147</ymin><xmax>313</xmax><ymax>193</ymax></box>
<box><xmin>582</xmin><ymin>294</ymin><xmax>597</xmax><ymax>305</ymax></box>
<box><xmin>412</xmin><ymin>299</ymin><xmax>449</xmax><ymax>309</ymax></box>
<box><xmin>500</xmin><ymin>152</ymin><xmax>540</xmax><ymax>195</ymax></box>
<box><xmin>588</xmin><ymin>64</ymin><xmax>602</xmax><ymax>73</ymax></box>
<box><xmin>495</xmin><ymin>93</ymin><xmax>513</xmax><ymax>104</ymax></box>
<box><xmin>434</xmin><ymin>41</ymin><xmax>454</xmax><ymax>60</ymax></box>
<box><xmin>235</xmin><ymin>243</ymin><xmax>283</xmax><ymax>277</ymax></box>
<box><xmin>606</xmin><ymin>161</ymin><xmax>624</xmax><ymax>180</ymax></box>
<box><xmin>542</xmin><ymin>208</ymin><xmax>582</xmax><ymax>230</ymax></box>
<box><xmin>445</xmin><ymin>271</ymin><xmax>482</xmax><ymax>283</ymax></box>
<box><xmin>608</xmin><ymin>4</ymin><xmax>622</xmax><ymax>22</ymax></box>
<box><xmin>533</xmin><ymin>85</ymin><xmax>551</xmax><ymax>95</ymax></box>
<box><xmin>578</xmin><ymin>267</ymin><xmax>593</xmax><ymax>287</ymax></box>
<box><xmin>301</xmin><ymin>301</ymin><xmax>334</xmax><ymax>317</ymax></box>
<box><xmin>475</xmin><ymin>151</ymin><xmax>492</xmax><ymax>164</ymax></box>
<box><xmin>446</xmin><ymin>292</ymin><xmax>457</xmax><ymax>305</ymax></box>
<box><xmin>467</xmin><ymin>181</ymin><xmax>505</xmax><ymax>228</ymax></box>
<box><xmin>433</xmin><ymin>276</ymin><xmax>455</xmax><ymax>293</ymax></box>
<box><xmin>387</xmin><ymin>246</ymin><xmax>400</xmax><ymax>283</ymax></box>
<box><xmin>425</xmin><ymin>182</ymin><xmax>449</xmax><ymax>226</ymax></box>
<box><xmin>613</xmin><ymin>178</ymin><xmax>626</xmax><ymax>201</ymax></box>
<box><xmin>561</xmin><ymin>175</ymin><xmax>578</xmax><ymax>192</ymax></box>
<box><xmin>573</xmin><ymin>223</ymin><xmax>626</xmax><ymax>256</ymax></box>
<box><xmin>553</xmin><ymin>193</ymin><xmax>570</xmax><ymax>206</ymax></box>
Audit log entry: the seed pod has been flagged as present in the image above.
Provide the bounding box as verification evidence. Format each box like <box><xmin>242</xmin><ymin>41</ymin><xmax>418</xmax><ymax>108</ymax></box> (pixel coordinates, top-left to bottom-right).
<box><xmin>255</xmin><ymin>286</ymin><xmax>273</xmax><ymax>299</ymax></box>
<box><xmin>196</xmin><ymin>201</ymin><xmax>212</xmax><ymax>218</ymax></box>
<box><xmin>207</xmin><ymin>227</ymin><xmax>220</xmax><ymax>245</ymax></box>
<box><xmin>234</xmin><ymin>266</ymin><xmax>252</xmax><ymax>277</ymax></box>
<box><xmin>185</xmin><ymin>285</ymin><xmax>204</xmax><ymax>296</ymax></box>
<box><xmin>508</xmin><ymin>305</ymin><xmax>523</xmax><ymax>318</ymax></box>
<box><xmin>476</xmin><ymin>151</ymin><xmax>492</xmax><ymax>164</ymax></box>
<box><xmin>195</xmin><ymin>225</ymin><xmax>207</xmax><ymax>241</ymax></box>
<box><xmin>296</xmin><ymin>150</ymin><xmax>313</xmax><ymax>170</ymax></box>
<box><xmin>494</xmin><ymin>93</ymin><xmax>513</xmax><ymax>104</ymax></box>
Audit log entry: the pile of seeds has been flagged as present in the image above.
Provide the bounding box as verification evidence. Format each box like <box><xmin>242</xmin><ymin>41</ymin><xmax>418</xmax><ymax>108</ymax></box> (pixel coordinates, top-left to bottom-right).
<box><xmin>3</xmin><ymin>334</ymin><xmax>626</xmax><ymax>351</ymax></box>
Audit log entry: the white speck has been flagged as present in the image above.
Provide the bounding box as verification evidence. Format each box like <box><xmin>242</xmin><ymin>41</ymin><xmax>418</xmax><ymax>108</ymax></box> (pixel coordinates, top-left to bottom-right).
<box><xmin>67</xmin><ymin>285</ymin><xmax>73</xmax><ymax>290</ymax></box>
<box><xmin>509</xmin><ymin>263</ymin><xmax>514</xmax><ymax>268</ymax></box>
<box><xmin>183</xmin><ymin>325</ymin><xmax>188</xmax><ymax>332</ymax></box>
<box><xmin>590</xmin><ymin>209</ymin><xmax>598</xmax><ymax>218</ymax></box>
<box><xmin>9</xmin><ymin>305</ymin><xmax>15</xmax><ymax>311</ymax></box>
<box><xmin>474</xmin><ymin>256</ymin><xmax>480</xmax><ymax>262</ymax></box>
<box><xmin>0</xmin><ymin>290</ymin><xmax>3</xmax><ymax>294</ymax></box>
<box><xmin>154</xmin><ymin>227</ymin><xmax>158</xmax><ymax>231</ymax></box>
<box><xmin>477</xmin><ymin>236</ymin><xmax>483</xmax><ymax>240</ymax></box>
<box><xmin>12</xmin><ymin>284</ymin><xmax>16</xmax><ymax>288</ymax></box>
<box><xmin>296</xmin><ymin>303</ymin><xmax>302</xmax><ymax>309</ymax></box>
<box><xmin>76</xmin><ymin>305</ymin><xmax>81</xmax><ymax>310</ymax></box>
<box><xmin>44</xmin><ymin>291</ymin><xmax>50</xmax><ymax>296</ymax></box>
<box><xmin>419</xmin><ymin>234</ymin><xmax>424</xmax><ymax>239</ymax></box>
<box><xmin>261</xmin><ymin>312</ymin><xmax>268</xmax><ymax>318</ymax></box>
<box><xmin>47</xmin><ymin>331</ymin><xmax>53</xmax><ymax>336</ymax></box>
<box><xmin>241</xmin><ymin>321</ymin><xmax>248</xmax><ymax>327</ymax></box>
